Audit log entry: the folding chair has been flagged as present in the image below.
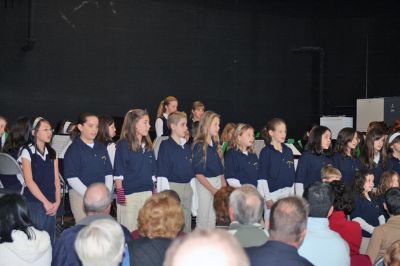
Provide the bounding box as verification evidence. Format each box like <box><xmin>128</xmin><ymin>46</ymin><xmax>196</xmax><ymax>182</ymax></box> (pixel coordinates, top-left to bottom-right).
<box><xmin>0</xmin><ymin>152</ymin><xmax>25</xmax><ymax>196</ymax></box>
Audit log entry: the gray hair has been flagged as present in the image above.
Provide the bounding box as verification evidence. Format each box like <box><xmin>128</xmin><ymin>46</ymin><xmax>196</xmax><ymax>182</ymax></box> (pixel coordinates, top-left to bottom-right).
<box><xmin>229</xmin><ymin>184</ymin><xmax>263</xmax><ymax>225</ymax></box>
<box><xmin>269</xmin><ymin>196</ymin><xmax>309</xmax><ymax>243</ymax></box>
<box><xmin>163</xmin><ymin>229</ymin><xmax>249</xmax><ymax>266</ymax></box>
<box><xmin>83</xmin><ymin>183</ymin><xmax>112</xmax><ymax>214</ymax></box>
<box><xmin>75</xmin><ymin>219</ymin><xmax>125</xmax><ymax>266</ymax></box>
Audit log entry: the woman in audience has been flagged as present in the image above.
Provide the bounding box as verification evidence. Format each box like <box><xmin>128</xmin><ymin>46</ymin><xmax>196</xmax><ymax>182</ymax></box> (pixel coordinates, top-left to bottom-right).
<box><xmin>213</xmin><ymin>186</ymin><xmax>235</xmax><ymax>228</ymax></box>
<box><xmin>96</xmin><ymin>115</ymin><xmax>117</xmax><ymax>168</ymax></box>
<box><xmin>351</xmin><ymin>169</ymin><xmax>386</xmax><ymax>254</ymax></box>
<box><xmin>0</xmin><ymin>117</ymin><xmax>30</xmax><ymax>192</ymax></box>
<box><xmin>19</xmin><ymin>117</ymin><xmax>60</xmax><ymax>244</ymax></box>
<box><xmin>360</xmin><ymin>128</ymin><xmax>386</xmax><ymax>187</ymax></box>
<box><xmin>0</xmin><ymin>193</ymin><xmax>52</xmax><ymax>266</ymax></box>
<box><xmin>295</xmin><ymin>125</ymin><xmax>333</xmax><ymax>196</ymax></box>
<box><xmin>155</xmin><ymin>96</ymin><xmax>178</xmax><ymax>137</ymax></box>
<box><xmin>333</xmin><ymin>128</ymin><xmax>362</xmax><ymax>185</ymax></box>
<box><xmin>124</xmin><ymin>191</ymin><xmax>184</xmax><ymax>266</ymax></box>
<box><xmin>64</xmin><ymin>112</ymin><xmax>113</xmax><ymax>222</ymax></box>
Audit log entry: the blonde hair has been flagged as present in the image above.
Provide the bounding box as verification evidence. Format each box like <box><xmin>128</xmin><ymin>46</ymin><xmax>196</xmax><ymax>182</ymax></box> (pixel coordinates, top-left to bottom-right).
<box><xmin>193</xmin><ymin>111</ymin><xmax>222</xmax><ymax>163</ymax></box>
<box><xmin>75</xmin><ymin>219</ymin><xmax>124</xmax><ymax>266</ymax></box>
<box><xmin>385</xmin><ymin>240</ymin><xmax>400</xmax><ymax>266</ymax></box>
<box><xmin>231</xmin><ymin>123</ymin><xmax>254</xmax><ymax>153</ymax></box>
<box><xmin>119</xmin><ymin>109</ymin><xmax>152</xmax><ymax>151</ymax></box>
<box><xmin>157</xmin><ymin>96</ymin><xmax>178</xmax><ymax>118</ymax></box>
<box><xmin>375</xmin><ymin>170</ymin><xmax>399</xmax><ymax>197</ymax></box>
<box><xmin>320</xmin><ymin>165</ymin><xmax>342</xmax><ymax>182</ymax></box>
<box><xmin>220</xmin><ymin>123</ymin><xmax>236</xmax><ymax>143</ymax></box>
<box><xmin>167</xmin><ymin>112</ymin><xmax>187</xmax><ymax>128</ymax></box>
<box><xmin>138</xmin><ymin>193</ymin><xmax>184</xmax><ymax>239</ymax></box>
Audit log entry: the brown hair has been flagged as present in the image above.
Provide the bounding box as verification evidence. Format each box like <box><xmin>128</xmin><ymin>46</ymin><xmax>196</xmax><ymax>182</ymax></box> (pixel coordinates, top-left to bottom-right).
<box><xmin>119</xmin><ymin>109</ymin><xmax>152</xmax><ymax>151</ymax></box>
<box><xmin>193</xmin><ymin>111</ymin><xmax>222</xmax><ymax>163</ymax></box>
<box><xmin>213</xmin><ymin>186</ymin><xmax>235</xmax><ymax>226</ymax></box>
<box><xmin>220</xmin><ymin>123</ymin><xmax>236</xmax><ymax>143</ymax></box>
<box><xmin>138</xmin><ymin>193</ymin><xmax>184</xmax><ymax>239</ymax></box>
<box><xmin>320</xmin><ymin>165</ymin><xmax>342</xmax><ymax>182</ymax></box>
<box><xmin>96</xmin><ymin>115</ymin><xmax>114</xmax><ymax>145</ymax></box>
<box><xmin>375</xmin><ymin>170</ymin><xmax>399</xmax><ymax>198</ymax></box>
<box><xmin>261</xmin><ymin>118</ymin><xmax>286</xmax><ymax>145</ymax></box>
<box><xmin>385</xmin><ymin>240</ymin><xmax>400</xmax><ymax>266</ymax></box>
<box><xmin>157</xmin><ymin>96</ymin><xmax>178</xmax><ymax>118</ymax></box>
<box><xmin>71</xmin><ymin>112</ymin><xmax>98</xmax><ymax>140</ymax></box>
<box><xmin>231</xmin><ymin>123</ymin><xmax>254</xmax><ymax>153</ymax></box>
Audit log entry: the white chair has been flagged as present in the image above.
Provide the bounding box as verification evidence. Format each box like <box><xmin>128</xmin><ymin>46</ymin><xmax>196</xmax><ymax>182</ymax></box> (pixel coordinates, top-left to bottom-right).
<box><xmin>0</xmin><ymin>152</ymin><xmax>25</xmax><ymax>196</ymax></box>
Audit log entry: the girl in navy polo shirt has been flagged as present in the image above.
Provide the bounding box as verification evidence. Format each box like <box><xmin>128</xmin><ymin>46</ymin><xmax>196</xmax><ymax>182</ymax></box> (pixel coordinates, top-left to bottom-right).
<box><xmin>295</xmin><ymin>125</ymin><xmax>332</xmax><ymax>196</ymax></box>
<box><xmin>383</xmin><ymin>132</ymin><xmax>400</xmax><ymax>175</ymax></box>
<box><xmin>157</xmin><ymin>111</ymin><xmax>194</xmax><ymax>232</ymax></box>
<box><xmin>192</xmin><ymin>111</ymin><xmax>226</xmax><ymax>229</ymax></box>
<box><xmin>258</xmin><ymin>118</ymin><xmax>295</xmax><ymax>220</ymax></box>
<box><xmin>188</xmin><ymin>101</ymin><xmax>205</xmax><ymax>138</ymax></box>
<box><xmin>360</xmin><ymin>128</ymin><xmax>385</xmax><ymax>187</ymax></box>
<box><xmin>155</xmin><ymin>96</ymin><xmax>178</xmax><ymax>137</ymax></box>
<box><xmin>224</xmin><ymin>123</ymin><xmax>258</xmax><ymax>188</ymax></box>
<box><xmin>114</xmin><ymin>109</ymin><xmax>156</xmax><ymax>231</ymax></box>
<box><xmin>96</xmin><ymin>115</ymin><xmax>117</xmax><ymax>168</ymax></box>
<box><xmin>351</xmin><ymin>169</ymin><xmax>385</xmax><ymax>254</ymax></box>
<box><xmin>64</xmin><ymin>113</ymin><xmax>113</xmax><ymax>222</ymax></box>
<box><xmin>332</xmin><ymin>127</ymin><xmax>362</xmax><ymax>185</ymax></box>
<box><xmin>19</xmin><ymin>117</ymin><xmax>60</xmax><ymax>243</ymax></box>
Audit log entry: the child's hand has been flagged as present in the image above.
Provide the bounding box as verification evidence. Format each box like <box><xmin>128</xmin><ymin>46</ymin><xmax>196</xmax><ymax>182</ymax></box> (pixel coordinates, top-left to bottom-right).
<box><xmin>266</xmin><ymin>200</ymin><xmax>274</xmax><ymax>209</ymax></box>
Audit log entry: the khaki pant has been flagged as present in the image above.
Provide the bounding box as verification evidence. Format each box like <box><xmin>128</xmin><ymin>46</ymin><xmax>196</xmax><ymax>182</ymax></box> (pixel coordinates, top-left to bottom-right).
<box><xmin>117</xmin><ymin>191</ymin><xmax>152</xmax><ymax>232</ymax></box>
<box><xmin>69</xmin><ymin>190</ymin><xmax>86</xmax><ymax>223</ymax></box>
<box><xmin>195</xmin><ymin>176</ymin><xmax>222</xmax><ymax>229</ymax></box>
<box><xmin>169</xmin><ymin>182</ymin><xmax>193</xmax><ymax>232</ymax></box>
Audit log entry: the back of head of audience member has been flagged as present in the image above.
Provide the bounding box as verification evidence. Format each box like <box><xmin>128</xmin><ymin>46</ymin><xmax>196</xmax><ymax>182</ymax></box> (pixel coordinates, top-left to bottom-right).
<box><xmin>163</xmin><ymin>229</ymin><xmax>249</xmax><ymax>266</ymax></box>
<box><xmin>384</xmin><ymin>240</ymin><xmax>400</xmax><ymax>266</ymax></box>
<box><xmin>0</xmin><ymin>193</ymin><xmax>34</xmax><ymax>243</ymax></box>
<box><xmin>83</xmin><ymin>183</ymin><xmax>112</xmax><ymax>215</ymax></box>
<box><xmin>329</xmin><ymin>181</ymin><xmax>355</xmax><ymax>215</ymax></box>
<box><xmin>228</xmin><ymin>185</ymin><xmax>263</xmax><ymax>225</ymax></box>
<box><xmin>213</xmin><ymin>186</ymin><xmax>235</xmax><ymax>226</ymax></box>
<box><xmin>269</xmin><ymin>196</ymin><xmax>309</xmax><ymax>248</ymax></box>
<box><xmin>321</xmin><ymin>165</ymin><xmax>342</xmax><ymax>183</ymax></box>
<box><xmin>75</xmin><ymin>219</ymin><xmax>124</xmax><ymax>266</ymax></box>
<box><xmin>138</xmin><ymin>192</ymin><xmax>184</xmax><ymax>239</ymax></box>
<box><xmin>385</xmin><ymin>187</ymin><xmax>400</xmax><ymax>216</ymax></box>
<box><xmin>303</xmin><ymin>181</ymin><xmax>334</xmax><ymax>218</ymax></box>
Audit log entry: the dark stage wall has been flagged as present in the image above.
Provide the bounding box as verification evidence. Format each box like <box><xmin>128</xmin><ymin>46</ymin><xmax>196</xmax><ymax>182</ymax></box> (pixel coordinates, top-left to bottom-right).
<box><xmin>1</xmin><ymin>0</ymin><xmax>400</xmax><ymax>138</ymax></box>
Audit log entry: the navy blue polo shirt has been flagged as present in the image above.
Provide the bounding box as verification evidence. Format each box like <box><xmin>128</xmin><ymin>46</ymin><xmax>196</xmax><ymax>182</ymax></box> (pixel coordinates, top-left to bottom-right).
<box><xmin>64</xmin><ymin>137</ymin><xmax>113</xmax><ymax>188</ymax></box>
<box><xmin>387</xmin><ymin>156</ymin><xmax>400</xmax><ymax>175</ymax></box>
<box><xmin>350</xmin><ymin>193</ymin><xmax>383</xmax><ymax>238</ymax></box>
<box><xmin>114</xmin><ymin>140</ymin><xmax>156</xmax><ymax>194</ymax></box>
<box><xmin>332</xmin><ymin>153</ymin><xmax>362</xmax><ymax>185</ymax></box>
<box><xmin>157</xmin><ymin>138</ymin><xmax>194</xmax><ymax>183</ymax></box>
<box><xmin>295</xmin><ymin>150</ymin><xmax>332</xmax><ymax>188</ymax></box>
<box><xmin>224</xmin><ymin>148</ymin><xmax>259</xmax><ymax>186</ymax></box>
<box><xmin>258</xmin><ymin>144</ymin><xmax>295</xmax><ymax>192</ymax></box>
<box><xmin>192</xmin><ymin>141</ymin><xmax>224</xmax><ymax>177</ymax></box>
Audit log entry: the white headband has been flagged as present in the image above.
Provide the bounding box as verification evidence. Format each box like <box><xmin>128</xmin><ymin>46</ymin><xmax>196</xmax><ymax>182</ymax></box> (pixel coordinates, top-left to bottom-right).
<box><xmin>32</xmin><ymin>117</ymin><xmax>44</xmax><ymax>129</ymax></box>
<box><xmin>389</xmin><ymin>132</ymin><xmax>400</xmax><ymax>144</ymax></box>
<box><xmin>63</xmin><ymin>121</ymin><xmax>72</xmax><ymax>134</ymax></box>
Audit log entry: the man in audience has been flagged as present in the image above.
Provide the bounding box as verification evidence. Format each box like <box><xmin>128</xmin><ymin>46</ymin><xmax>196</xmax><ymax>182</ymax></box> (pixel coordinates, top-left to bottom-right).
<box><xmin>164</xmin><ymin>229</ymin><xmax>249</xmax><ymax>266</ymax></box>
<box><xmin>75</xmin><ymin>219</ymin><xmax>125</xmax><ymax>266</ymax></box>
<box><xmin>367</xmin><ymin>187</ymin><xmax>400</xmax><ymax>263</ymax></box>
<box><xmin>52</xmin><ymin>183</ymin><xmax>132</xmax><ymax>266</ymax></box>
<box><xmin>298</xmin><ymin>182</ymin><xmax>350</xmax><ymax>266</ymax></box>
<box><xmin>228</xmin><ymin>184</ymin><xmax>268</xmax><ymax>247</ymax></box>
<box><xmin>246</xmin><ymin>196</ymin><xmax>313</xmax><ymax>266</ymax></box>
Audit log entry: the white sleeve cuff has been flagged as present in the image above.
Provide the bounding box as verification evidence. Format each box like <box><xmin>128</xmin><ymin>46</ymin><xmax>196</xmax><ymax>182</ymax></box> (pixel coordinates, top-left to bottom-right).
<box><xmin>114</xmin><ymin>175</ymin><xmax>124</xmax><ymax>181</ymax></box>
<box><xmin>105</xmin><ymin>175</ymin><xmax>113</xmax><ymax>192</ymax></box>
<box><xmin>353</xmin><ymin>217</ymin><xmax>375</xmax><ymax>234</ymax></box>
<box><xmin>257</xmin><ymin>179</ymin><xmax>272</xmax><ymax>201</ymax></box>
<box><xmin>67</xmin><ymin>177</ymin><xmax>87</xmax><ymax>196</ymax></box>
<box><xmin>378</xmin><ymin>215</ymin><xmax>386</xmax><ymax>225</ymax></box>
<box><xmin>295</xmin><ymin>183</ymin><xmax>304</xmax><ymax>197</ymax></box>
<box><xmin>226</xmin><ymin>178</ymin><xmax>241</xmax><ymax>188</ymax></box>
<box><xmin>156</xmin><ymin>177</ymin><xmax>170</xmax><ymax>193</ymax></box>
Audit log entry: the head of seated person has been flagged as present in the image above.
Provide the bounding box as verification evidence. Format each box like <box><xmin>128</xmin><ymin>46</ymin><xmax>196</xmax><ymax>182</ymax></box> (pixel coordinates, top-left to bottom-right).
<box><xmin>164</xmin><ymin>229</ymin><xmax>249</xmax><ymax>266</ymax></box>
<box><xmin>83</xmin><ymin>183</ymin><xmax>112</xmax><ymax>216</ymax></box>
<box><xmin>213</xmin><ymin>186</ymin><xmax>235</xmax><ymax>227</ymax></box>
<box><xmin>303</xmin><ymin>181</ymin><xmax>335</xmax><ymax>218</ymax></box>
<box><xmin>321</xmin><ymin>165</ymin><xmax>342</xmax><ymax>183</ymax></box>
<box><xmin>384</xmin><ymin>187</ymin><xmax>400</xmax><ymax>217</ymax></box>
<box><xmin>228</xmin><ymin>184</ymin><xmax>263</xmax><ymax>225</ymax></box>
<box><xmin>384</xmin><ymin>240</ymin><xmax>400</xmax><ymax>266</ymax></box>
<box><xmin>329</xmin><ymin>180</ymin><xmax>355</xmax><ymax>214</ymax></box>
<box><xmin>75</xmin><ymin>219</ymin><xmax>124</xmax><ymax>266</ymax></box>
<box><xmin>138</xmin><ymin>192</ymin><xmax>184</xmax><ymax>239</ymax></box>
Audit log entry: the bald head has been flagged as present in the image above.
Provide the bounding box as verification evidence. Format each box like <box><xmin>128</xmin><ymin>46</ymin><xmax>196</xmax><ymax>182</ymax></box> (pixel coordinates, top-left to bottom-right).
<box><xmin>83</xmin><ymin>183</ymin><xmax>112</xmax><ymax>215</ymax></box>
<box><xmin>229</xmin><ymin>184</ymin><xmax>263</xmax><ymax>225</ymax></box>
